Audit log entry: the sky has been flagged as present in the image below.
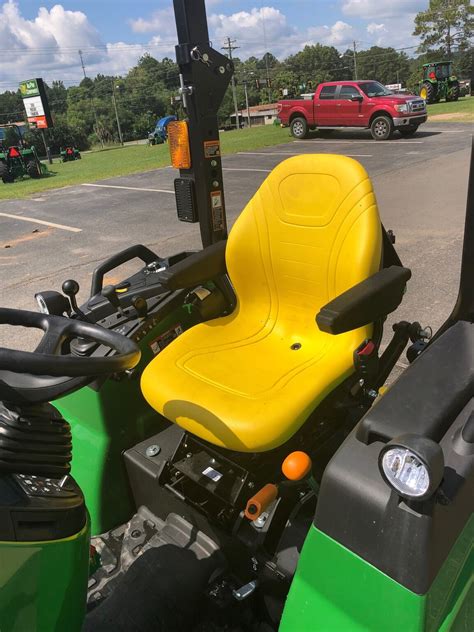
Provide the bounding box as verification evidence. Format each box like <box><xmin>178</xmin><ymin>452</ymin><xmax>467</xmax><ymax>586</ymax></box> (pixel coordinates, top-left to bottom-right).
<box><xmin>0</xmin><ymin>0</ymin><xmax>428</xmax><ymax>90</ymax></box>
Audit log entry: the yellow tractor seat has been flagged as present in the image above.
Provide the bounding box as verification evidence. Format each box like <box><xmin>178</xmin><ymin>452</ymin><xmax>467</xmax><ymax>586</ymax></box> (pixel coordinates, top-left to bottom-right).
<box><xmin>141</xmin><ymin>154</ymin><xmax>382</xmax><ymax>452</ymax></box>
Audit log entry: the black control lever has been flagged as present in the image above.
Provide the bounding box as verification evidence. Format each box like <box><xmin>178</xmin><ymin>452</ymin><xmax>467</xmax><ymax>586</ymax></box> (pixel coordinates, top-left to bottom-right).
<box><xmin>62</xmin><ymin>279</ymin><xmax>81</xmax><ymax>315</ymax></box>
<box><xmin>102</xmin><ymin>285</ymin><xmax>125</xmax><ymax>317</ymax></box>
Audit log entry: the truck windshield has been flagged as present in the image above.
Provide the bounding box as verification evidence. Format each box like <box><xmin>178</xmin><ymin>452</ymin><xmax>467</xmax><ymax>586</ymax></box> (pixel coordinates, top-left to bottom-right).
<box><xmin>359</xmin><ymin>82</ymin><xmax>393</xmax><ymax>97</ymax></box>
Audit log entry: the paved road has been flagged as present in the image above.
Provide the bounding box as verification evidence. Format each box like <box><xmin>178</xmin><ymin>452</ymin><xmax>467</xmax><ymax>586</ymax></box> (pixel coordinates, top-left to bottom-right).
<box><xmin>0</xmin><ymin>123</ymin><xmax>471</xmax><ymax>354</ymax></box>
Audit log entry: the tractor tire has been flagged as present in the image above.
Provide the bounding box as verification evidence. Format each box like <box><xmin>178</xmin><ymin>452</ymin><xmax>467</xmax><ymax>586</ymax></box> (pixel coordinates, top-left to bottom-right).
<box><xmin>447</xmin><ymin>81</ymin><xmax>460</xmax><ymax>102</ymax></box>
<box><xmin>370</xmin><ymin>115</ymin><xmax>394</xmax><ymax>141</ymax></box>
<box><xmin>420</xmin><ymin>81</ymin><xmax>437</xmax><ymax>104</ymax></box>
<box><xmin>399</xmin><ymin>125</ymin><xmax>419</xmax><ymax>137</ymax></box>
<box><xmin>290</xmin><ymin>117</ymin><xmax>309</xmax><ymax>139</ymax></box>
<box><xmin>0</xmin><ymin>162</ymin><xmax>14</xmax><ymax>183</ymax></box>
<box><xmin>26</xmin><ymin>160</ymin><xmax>41</xmax><ymax>179</ymax></box>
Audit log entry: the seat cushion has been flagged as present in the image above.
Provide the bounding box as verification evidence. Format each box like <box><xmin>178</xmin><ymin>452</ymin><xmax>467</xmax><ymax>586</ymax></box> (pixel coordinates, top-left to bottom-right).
<box><xmin>141</xmin><ymin>318</ymin><xmax>373</xmax><ymax>452</ymax></box>
<box><xmin>141</xmin><ymin>154</ymin><xmax>382</xmax><ymax>452</ymax></box>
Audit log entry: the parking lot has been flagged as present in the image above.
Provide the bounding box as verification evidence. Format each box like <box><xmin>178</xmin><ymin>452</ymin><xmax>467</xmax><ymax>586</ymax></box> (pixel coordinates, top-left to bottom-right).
<box><xmin>0</xmin><ymin>123</ymin><xmax>471</xmax><ymax>355</ymax></box>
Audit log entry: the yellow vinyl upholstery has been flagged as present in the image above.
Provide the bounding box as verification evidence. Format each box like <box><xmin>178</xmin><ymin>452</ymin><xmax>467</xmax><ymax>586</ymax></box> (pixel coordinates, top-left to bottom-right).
<box><xmin>141</xmin><ymin>155</ymin><xmax>382</xmax><ymax>452</ymax></box>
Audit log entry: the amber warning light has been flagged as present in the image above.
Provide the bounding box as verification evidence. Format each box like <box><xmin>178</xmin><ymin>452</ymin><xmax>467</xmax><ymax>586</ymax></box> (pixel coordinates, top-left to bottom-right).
<box><xmin>168</xmin><ymin>120</ymin><xmax>192</xmax><ymax>170</ymax></box>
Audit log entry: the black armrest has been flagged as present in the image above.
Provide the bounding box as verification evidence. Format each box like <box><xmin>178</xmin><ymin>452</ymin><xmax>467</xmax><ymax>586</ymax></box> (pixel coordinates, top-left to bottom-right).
<box><xmin>157</xmin><ymin>240</ymin><xmax>227</xmax><ymax>290</ymax></box>
<box><xmin>316</xmin><ymin>266</ymin><xmax>411</xmax><ymax>335</ymax></box>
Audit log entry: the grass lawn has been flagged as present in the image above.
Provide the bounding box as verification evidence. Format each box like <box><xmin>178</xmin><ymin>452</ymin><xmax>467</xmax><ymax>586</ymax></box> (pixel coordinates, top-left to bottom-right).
<box><xmin>427</xmin><ymin>96</ymin><xmax>473</xmax><ymax>121</ymax></box>
<box><xmin>0</xmin><ymin>125</ymin><xmax>293</xmax><ymax>200</ymax></box>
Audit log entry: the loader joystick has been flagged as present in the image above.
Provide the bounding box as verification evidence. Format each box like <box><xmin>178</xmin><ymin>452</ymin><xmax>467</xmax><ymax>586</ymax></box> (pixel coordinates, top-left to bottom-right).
<box><xmin>62</xmin><ymin>279</ymin><xmax>80</xmax><ymax>314</ymax></box>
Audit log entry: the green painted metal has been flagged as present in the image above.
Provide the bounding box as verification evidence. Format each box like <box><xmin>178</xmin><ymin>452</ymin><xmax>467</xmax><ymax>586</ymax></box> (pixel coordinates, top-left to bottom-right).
<box><xmin>55</xmin><ymin>304</ymin><xmax>201</xmax><ymax>535</ymax></box>
<box><xmin>0</xmin><ymin>521</ymin><xmax>89</xmax><ymax>632</ymax></box>
<box><xmin>280</xmin><ymin>517</ymin><xmax>474</xmax><ymax>632</ymax></box>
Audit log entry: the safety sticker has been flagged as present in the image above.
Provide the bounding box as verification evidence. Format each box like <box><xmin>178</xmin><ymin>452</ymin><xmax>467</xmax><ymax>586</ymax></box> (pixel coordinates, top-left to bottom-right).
<box><xmin>149</xmin><ymin>324</ymin><xmax>183</xmax><ymax>355</ymax></box>
<box><xmin>202</xmin><ymin>466</ymin><xmax>223</xmax><ymax>482</ymax></box>
<box><xmin>204</xmin><ymin>140</ymin><xmax>220</xmax><ymax>158</ymax></box>
<box><xmin>211</xmin><ymin>191</ymin><xmax>225</xmax><ymax>231</ymax></box>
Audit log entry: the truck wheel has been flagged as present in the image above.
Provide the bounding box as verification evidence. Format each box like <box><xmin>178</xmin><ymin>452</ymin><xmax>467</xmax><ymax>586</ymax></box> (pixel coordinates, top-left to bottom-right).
<box><xmin>370</xmin><ymin>115</ymin><xmax>394</xmax><ymax>140</ymax></box>
<box><xmin>399</xmin><ymin>126</ymin><xmax>419</xmax><ymax>137</ymax></box>
<box><xmin>26</xmin><ymin>161</ymin><xmax>41</xmax><ymax>178</ymax></box>
<box><xmin>290</xmin><ymin>117</ymin><xmax>308</xmax><ymax>139</ymax></box>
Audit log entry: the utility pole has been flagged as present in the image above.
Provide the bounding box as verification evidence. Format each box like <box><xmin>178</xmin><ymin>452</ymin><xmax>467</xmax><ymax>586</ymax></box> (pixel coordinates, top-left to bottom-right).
<box><xmin>222</xmin><ymin>37</ymin><xmax>241</xmax><ymax>130</ymax></box>
<box><xmin>78</xmin><ymin>49</ymin><xmax>104</xmax><ymax>148</ymax></box>
<box><xmin>353</xmin><ymin>41</ymin><xmax>358</xmax><ymax>80</ymax></box>
<box><xmin>78</xmin><ymin>49</ymin><xmax>87</xmax><ymax>79</ymax></box>
<box><xmin>243</xmin><ymin>80</ymin><xmax>251</xmax><ymax>127</ymax></box>
<box><xmin>112</xmin><ymin>83</ymin><xmax>124</xmax><ymax>146</ymax></box>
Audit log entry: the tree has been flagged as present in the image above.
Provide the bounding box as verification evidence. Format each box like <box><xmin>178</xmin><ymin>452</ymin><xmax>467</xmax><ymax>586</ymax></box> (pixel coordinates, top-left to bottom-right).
<box><xmin>355</xmin><ymin>47</ymin><xmax>411</xmax><ymax>85</ymax></box>
<box><xmin>413</xmin><ymin>0</ymin><xmax>473</xmax><ymax>57</ymax></box>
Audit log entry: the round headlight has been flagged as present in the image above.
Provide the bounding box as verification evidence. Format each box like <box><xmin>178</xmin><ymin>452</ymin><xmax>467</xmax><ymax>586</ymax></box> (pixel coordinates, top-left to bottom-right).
<box><xmin>34</xmin><ymin>291</ymin><xmax>70</xmax><ymax>316</ymax></box>
<box><xmin>379</xmin><ymin>434</ymin><xmax>444</xmax><ymax>501</ymax></box>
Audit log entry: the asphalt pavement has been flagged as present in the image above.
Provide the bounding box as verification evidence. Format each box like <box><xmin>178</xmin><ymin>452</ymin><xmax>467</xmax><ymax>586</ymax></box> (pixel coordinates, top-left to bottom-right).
<box><xmin>0</xmin><ymin>122</ymin><xmax>472</xmax><ymax>355</ymax></box>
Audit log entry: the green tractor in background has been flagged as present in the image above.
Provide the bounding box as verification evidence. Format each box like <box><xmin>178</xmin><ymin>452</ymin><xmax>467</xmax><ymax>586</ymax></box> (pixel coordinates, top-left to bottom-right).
<box><xmin>0</xmin><ymin>125</ymin><xmax>48</xmax><ymax>183</ymax></box>
<box><xmin>419</xmin><ymin>61</ymin><xmax>460</xmax><ymax>103</ymax></box>
<box><xmin>61</xmin><ymin>146</ymin><xmax>82</xmax><ymax>162</ymax></box>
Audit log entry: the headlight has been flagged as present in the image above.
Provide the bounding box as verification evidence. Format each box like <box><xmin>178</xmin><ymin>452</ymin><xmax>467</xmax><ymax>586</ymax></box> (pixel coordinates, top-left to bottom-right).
<box><xmin>379</xmin><ymin>434</ymin><xmax>444</xmax><ymax>501</ymax></box>
<box><xmin>34</xmin><ymin>291</ymin><xmax>70</xmax><ymax>316</ymax></box>
<box><xmin>395</xmin><ymin>104</ymin><xmax>408</xmax><ymax>113</ymax></box>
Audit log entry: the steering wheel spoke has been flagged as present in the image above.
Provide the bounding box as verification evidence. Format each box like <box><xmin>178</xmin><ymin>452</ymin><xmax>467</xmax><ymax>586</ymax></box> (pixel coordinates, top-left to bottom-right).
<box><xmin>35</xmin><ymin>323</ymin><xmax>68</xmax><ymax>355</ymax></box>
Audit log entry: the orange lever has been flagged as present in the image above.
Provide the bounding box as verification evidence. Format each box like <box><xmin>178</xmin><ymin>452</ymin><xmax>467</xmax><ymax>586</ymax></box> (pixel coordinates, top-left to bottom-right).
<box><xmin>245</xmin><ymin>483</ymin><xmax>278</xmax><ymax>520</ymax></box>
<box><xmin>282</xmin><ymin>451</ymin><xmax>312</xmax><ymax>481</ymax></box>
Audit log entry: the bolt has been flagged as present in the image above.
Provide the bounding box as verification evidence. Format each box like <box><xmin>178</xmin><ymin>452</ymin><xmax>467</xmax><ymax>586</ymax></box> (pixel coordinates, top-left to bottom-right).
<box><xmin>248</xmin><ymin>481</ymin><xmax>254</xmax><ymax>489</ymax></box>
<box><xmin>367</xmin><ymin>389</ymin><xmax>378</xmax><ymax>400</ymax></box>
<box><xmin>359</xmin><ymin>379</ymin><xmax>365</xmax><ymax>387</ymax></box>
<box><xmin>210</xmin><ymin>159</ymin><xmax>217</xmax><ymax>167</ymax></box>
<box><xmin>146</xmin><ymin>444</ymin><xmax>160</xmax><ymax>457</ymax></box>
<box><xmin>202</xmin><ymin>53</ymin><xmax>209</xmax><ymax>62</ymax></box>
<box><xmin>131</xmin><ymin>529</ymin><xmax>141</xmax><ymax>538</ymax></box>
<box><xmin>254</xmin><ymin>512</ymin><xmax>268</xmax><ymax>528</ymax></box>
<box><xmin>212</xmin><ymin>180</ymin><xmax>219</xmax><ymax>187</ymax></box>
<box><xmin>218</xmin><ymin>66</ymin><xmax>225</xmax><ymax>74</ymax></box>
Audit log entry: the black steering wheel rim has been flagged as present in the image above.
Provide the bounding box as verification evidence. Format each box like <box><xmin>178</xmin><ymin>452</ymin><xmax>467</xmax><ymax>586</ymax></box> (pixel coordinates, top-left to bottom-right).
<box><xmin>0</xmin><ymin>308</ymin><xmax>141</xmax><ymax>377</ymax></box>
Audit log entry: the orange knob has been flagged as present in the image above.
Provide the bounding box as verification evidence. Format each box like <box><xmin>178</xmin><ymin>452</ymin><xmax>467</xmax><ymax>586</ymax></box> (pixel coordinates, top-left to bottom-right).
<box><xmin>245</xmin><ymin>483</ymin><xmax>278</xmax><ymax>520</ymax></box>
<box><xmin>282</xmin><ymin>451</ymin><xmax>312</xmax><ymax>481</ymax></box>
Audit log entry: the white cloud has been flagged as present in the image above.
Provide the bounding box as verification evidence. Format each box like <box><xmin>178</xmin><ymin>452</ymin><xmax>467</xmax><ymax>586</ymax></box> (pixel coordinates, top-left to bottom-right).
<box><xmin>0</xmin><ymin>2</ymin><xmax>174</xmax><ymax>90</ymax></box>
<box><xmin>342</xmin><ymin>0</ymin><xmax>425</xmax><ymax>20</ymax></box>
<box><xmin>307</xmin><ymin>21</ymin><xmax>354</xmax><ymax>47</ymax></box>
<box><xmin>129</xmin><ymin>7</ymin><xmax>174</xmax><ymax>34</ymax></box>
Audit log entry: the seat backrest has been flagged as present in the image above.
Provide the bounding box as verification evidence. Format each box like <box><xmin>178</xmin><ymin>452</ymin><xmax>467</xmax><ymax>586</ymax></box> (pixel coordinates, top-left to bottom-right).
<box><xmin>226</xmin><ymin>154</ymin><xmax>382</xmax><ymax>334</ymax></box>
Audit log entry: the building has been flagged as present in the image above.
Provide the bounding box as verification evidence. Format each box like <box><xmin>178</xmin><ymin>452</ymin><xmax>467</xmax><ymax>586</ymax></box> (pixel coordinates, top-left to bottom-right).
<box><xmin>230</xmin><ymin>103</ymin><xmax>279</xmax><ymax>128</ymax></box>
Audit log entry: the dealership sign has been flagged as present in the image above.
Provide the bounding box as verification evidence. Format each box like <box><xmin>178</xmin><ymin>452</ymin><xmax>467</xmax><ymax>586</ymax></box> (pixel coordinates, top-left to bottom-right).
<box><xmin>19</xmin><ymin>78</ymin><xmax>53</xmax><ymax>129</ymax></box>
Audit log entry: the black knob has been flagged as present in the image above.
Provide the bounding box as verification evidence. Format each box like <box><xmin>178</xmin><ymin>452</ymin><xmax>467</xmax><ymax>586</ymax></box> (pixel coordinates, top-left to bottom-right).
<box><xmin>132</xmin><ymin>296</ymin><xmax>148</xmax><ymax>319</ymax></box>
<box><xmin>62</xmin><ymin>279</ymin><xmax>80</xmax><ymax>313</ymax></box>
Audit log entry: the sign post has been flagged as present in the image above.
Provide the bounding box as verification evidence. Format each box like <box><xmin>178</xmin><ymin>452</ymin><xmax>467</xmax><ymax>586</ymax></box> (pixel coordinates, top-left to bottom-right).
<box><xmin>19</xmin><ymin>78</ymin><xmax>54</xmax><ymax>164</ymax></box>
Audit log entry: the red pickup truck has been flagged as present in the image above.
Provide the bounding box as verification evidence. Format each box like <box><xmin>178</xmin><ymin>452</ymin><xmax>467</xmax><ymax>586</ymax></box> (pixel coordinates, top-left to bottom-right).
<box><xmin>277</xmin><ymin>80</ymin><xmax>427</xmax><ymax>140</ymax></box>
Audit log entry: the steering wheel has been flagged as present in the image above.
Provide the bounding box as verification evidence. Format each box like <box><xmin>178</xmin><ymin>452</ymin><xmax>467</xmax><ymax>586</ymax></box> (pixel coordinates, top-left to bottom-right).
<box><xmin>0</xmin><ymin>308</ymin><xmax>140</xmax><ymax>377</ymax></box>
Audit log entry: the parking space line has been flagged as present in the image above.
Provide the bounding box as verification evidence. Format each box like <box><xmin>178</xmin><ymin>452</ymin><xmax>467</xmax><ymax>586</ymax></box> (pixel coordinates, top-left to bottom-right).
<box><xmin>423</xmin><ymin>129</ymin><xmax>468</xmax><ymax>133</ymax></box>
<box><xmin>293</xmin><ymin>140</ymin><xmax>424</xmax><ymax>144</ymax></box>
<box><xmin>238</xmin><ymin>151</ymin><xmax>373</xmax><ymax>157</ymax></box>
<box><xmin>82</xmin><ymin>183</ymin><xmax>174</xmax><ymax>194</ymax></box>
<box><xmin>0</xmin><ymin>212</ymin><xmax>82</xmax><ymax>233</ymax></box>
